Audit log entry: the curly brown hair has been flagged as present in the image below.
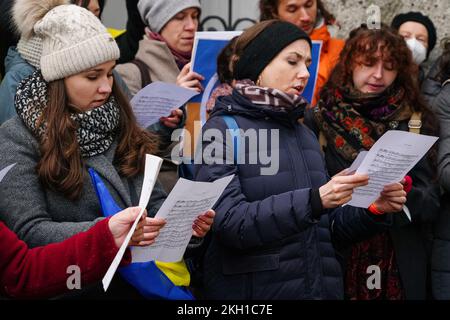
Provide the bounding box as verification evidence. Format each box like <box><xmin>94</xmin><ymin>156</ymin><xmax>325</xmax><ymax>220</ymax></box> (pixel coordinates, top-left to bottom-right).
<box><xmin>321</xmin><ymin>23</ymin><xmax>438</xmax><ymax>168</ymax></box>
<box><xmin>37</xmin><ymin>76</ymin><xmax>160</xmax><ymax>200</ymax></box>
<box><xmin>259</xmin><ymin>0</ymin><xmax>336</xmax><ymax>25</ymax></box>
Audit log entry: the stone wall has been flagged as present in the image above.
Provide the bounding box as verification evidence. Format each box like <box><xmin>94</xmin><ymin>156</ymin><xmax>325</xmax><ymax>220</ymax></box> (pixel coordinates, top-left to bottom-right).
<box><xmin>325</xmin><ymin>0</ymin><xmax>449</xmax><ymax>62</ymax></box>
<box><xmin>103</xmin><ymin>0</ymin><xmax>449</xmax><ymax>63</ymax></box>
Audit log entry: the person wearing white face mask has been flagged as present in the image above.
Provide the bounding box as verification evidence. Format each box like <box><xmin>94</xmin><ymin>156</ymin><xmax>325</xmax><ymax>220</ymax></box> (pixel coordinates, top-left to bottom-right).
<box><xmin>405</xmin><ymin>37</ymin><xmax>427</xmax><ymax>65</ymax></box>
<box><xmin>391</xmin><ymin>12</ymin><xmax>437</xmax><ymax>84</ymax></box>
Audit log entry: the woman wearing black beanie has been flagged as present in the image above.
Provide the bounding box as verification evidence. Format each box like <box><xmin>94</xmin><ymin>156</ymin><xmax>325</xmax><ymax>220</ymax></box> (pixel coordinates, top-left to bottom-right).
<box><xmin>194</xmin><ymin>20</ymin><xmax>406</xmax><ymax>300</ymax></box>
<box><xmin>391</xmin><ymin>11</ymin><xmax>437</xmax><ymax>84</ymax></box>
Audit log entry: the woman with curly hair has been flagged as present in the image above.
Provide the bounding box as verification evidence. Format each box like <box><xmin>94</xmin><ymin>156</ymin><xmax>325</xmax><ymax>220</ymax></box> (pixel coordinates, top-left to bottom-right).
<box><xmin>259</xmin><ymin>0</ymin><xmax>344</xmax><ymax>106</ymax></box>
<box><xmin>305</xmin><ymin>24</ymin><xmax>441</xmax><ymax>300</ymax></box>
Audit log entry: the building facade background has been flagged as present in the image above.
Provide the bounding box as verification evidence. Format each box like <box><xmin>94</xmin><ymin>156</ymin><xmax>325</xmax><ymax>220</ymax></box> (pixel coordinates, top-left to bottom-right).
<box><xmin>102</xmin><ymin>0</ymin><xmax>449</xmax><ymax>63</ymax></box>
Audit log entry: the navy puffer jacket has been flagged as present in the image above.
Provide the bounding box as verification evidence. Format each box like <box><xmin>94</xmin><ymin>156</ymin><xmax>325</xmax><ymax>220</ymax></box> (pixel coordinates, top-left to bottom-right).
<box><xmin>194</xmin><ymin>91</ymin><xmax>391</xmax><ymax>300</ymax></box>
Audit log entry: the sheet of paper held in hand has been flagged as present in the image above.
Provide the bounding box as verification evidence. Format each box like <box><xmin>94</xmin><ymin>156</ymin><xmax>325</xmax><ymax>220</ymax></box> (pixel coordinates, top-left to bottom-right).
<box><xmin>102</xmin><ymin>154</ymin><xmax>163</xmax><ymax>292</ymax></box>
<box><xmin>347</xmin><ymin>130</ymin><xmax>438</xmax><ymax>208</ymax></box>
<box><xmin>131</xmin><ymin>175</ymin><xmax>235</xmax><ymax>263</ymax></box>
<box><xmin>130</xmin><ymin>81</ymin><xmax>198</xmax><ymax>128</ymax></box>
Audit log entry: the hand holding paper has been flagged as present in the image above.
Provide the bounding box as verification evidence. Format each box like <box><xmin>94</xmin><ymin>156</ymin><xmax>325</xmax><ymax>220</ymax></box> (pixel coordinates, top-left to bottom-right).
<box><xmin>102</xmin><ymin>154</ymin><xmax>163</xmax><ymax>291</ymax></box>
<box><xmin>345</xmin><ymin>130</ymin><xmax>438</xmax><ymax>208</ymax></box>
<box><xmin>130</xmin><ymin>81</ymin><xmax>198</xmax><ymax>128</ymax></box>
<box><xmin>132</xmin><ymin>175</ymin><xmax>234</xmax><ymax>263</ymax></box>
<box><xmin>319</xmin><ymin>170</ymin><xmax>369</xmax><ymax>209</ymax></box>
<box><xmin>159</xmin><ymin>109</ymin><xmax>184</xmax><ymax>129</ymax></box>
<box><xmin>177</xmin><ymin>62</ymin><xmax>204</xmax><ymax>93</ymax></box>
<box><xmin>192</xmin><ymin>209</ymin><xmax>215</xmax><ymax>238</ymax></box>
<box><xmin>372</xmin><ymin>182</ymin><xmax>407</xmax><ymax>212</ymax></box>
<box><xmin>129</xmin><ymin>211</ymin><xmax>166</xmax><ymax>247</ymax></box>
<box><xmin>107</xmin><ymin>207</ymin><xmax>165</xmax><ymax>248</ymax></box>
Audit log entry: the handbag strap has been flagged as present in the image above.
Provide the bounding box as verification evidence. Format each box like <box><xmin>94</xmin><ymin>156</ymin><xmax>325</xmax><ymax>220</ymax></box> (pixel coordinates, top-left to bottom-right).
<box><xmin>130</xmin><ymin>59</ymin><xmax>152</xmax><ymax>88</ymax></box>
<box><xmin>221</xmin><ymin>115</ymin><xmax>240</xmax><ymax>163</ymax></box>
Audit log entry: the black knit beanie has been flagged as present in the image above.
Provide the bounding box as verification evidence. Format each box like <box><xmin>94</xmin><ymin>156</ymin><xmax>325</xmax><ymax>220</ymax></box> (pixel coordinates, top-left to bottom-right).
<box><xmin>234</xmin><ymin>21</ymin><xmax>312</xmax><ymax>82</ymax></box>
<box><xmin>391</xmin><ymin>11</ymin><xmax>437</xmax><ymax>58</ymax></box>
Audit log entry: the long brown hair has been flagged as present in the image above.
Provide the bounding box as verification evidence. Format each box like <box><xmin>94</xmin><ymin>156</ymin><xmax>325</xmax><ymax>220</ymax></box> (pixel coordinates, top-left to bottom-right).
<box><xmin>321</xmin><ymin>23</ymin><xmax>438</xmax><ymax>169</ymax></box>
<box><xmin>37</xmin><ymin>76</ymin><xmax>159</xmax><ymax>201</ymax></box>
<box><xmin>259</xmin><ymin>0</ymin><xmax>336</xmax><ymax>26</ymax></box>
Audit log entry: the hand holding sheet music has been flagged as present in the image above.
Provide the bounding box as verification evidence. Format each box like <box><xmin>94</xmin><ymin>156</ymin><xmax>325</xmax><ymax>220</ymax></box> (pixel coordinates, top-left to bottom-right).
<box><xmin>130</xmin><ymin>81</ymin><xmax>198</xmax><ymax>128</ymax></box>
<box><xmin>132</xmin><ymin>175</ymin><xmax>234</xmax><ymax>263</ymax></box>
<box><xmin>102</xmin><ymin>154</ymin><xmax>163</xmax><ymax>291</ymax></box>
<box><xmin>346</xmin><ymin>130</ymin><xmax>438</xmax><ymax>208</ymax></box>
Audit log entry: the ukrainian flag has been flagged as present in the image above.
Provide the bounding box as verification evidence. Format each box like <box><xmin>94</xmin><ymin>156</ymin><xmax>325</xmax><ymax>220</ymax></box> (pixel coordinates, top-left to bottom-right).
<box><xmin>89</xmin><ymin>168</ymin><xmax>194</xmax><ymax>300</ymax></box>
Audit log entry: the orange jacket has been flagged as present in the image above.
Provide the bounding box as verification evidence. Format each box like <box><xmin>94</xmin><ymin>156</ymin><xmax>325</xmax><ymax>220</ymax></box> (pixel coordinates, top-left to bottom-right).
<box><xmin>310</xmin><ymin>25</ymin><xmax>345</xmax><ymax>107</ymax></box>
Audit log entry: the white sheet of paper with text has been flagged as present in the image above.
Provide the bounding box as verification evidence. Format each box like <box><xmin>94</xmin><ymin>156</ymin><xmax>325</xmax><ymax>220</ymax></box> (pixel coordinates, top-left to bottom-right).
<box><xmin>347</xmin><ymin>130</ymin><xmax>438</xmax><ymax>208</ymax></box>
<box><xmin>346</xmin><ymin>151</ymin><xmax>368</xmax><ymax>174</ymax></box>
<box><xmin>102</xmin><ymin>154</ymin><xmax>163</xmax><ymax>291</ymax></box>
<box><xmin>132</xmin><ymin>175</ymin><xmax>234</xmax><ymax>263</ymax></box>
<box><xmin>131</xmin><ymin>81</ymin><xmax>198</xmax><ymax>128</ymax></box>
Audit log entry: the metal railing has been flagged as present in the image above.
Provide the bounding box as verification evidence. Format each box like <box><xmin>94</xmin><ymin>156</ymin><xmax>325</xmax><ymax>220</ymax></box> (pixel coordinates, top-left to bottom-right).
<box><xmin>200</xmin><ymin>0</ymin><xmax>257</xmax><ymax>31</ymax></box>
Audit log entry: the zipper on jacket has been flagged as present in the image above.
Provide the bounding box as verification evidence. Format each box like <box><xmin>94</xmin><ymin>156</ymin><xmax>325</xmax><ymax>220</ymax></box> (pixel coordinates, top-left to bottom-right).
<box><xmin>295</xmin><ymin>126</ymin><xmax>328</xmax><ymax>299</ymax></box>
<box><xmin>294</xmin><ymin>126</ymin><xmax>319</xmax><ymax>298</ymax></box>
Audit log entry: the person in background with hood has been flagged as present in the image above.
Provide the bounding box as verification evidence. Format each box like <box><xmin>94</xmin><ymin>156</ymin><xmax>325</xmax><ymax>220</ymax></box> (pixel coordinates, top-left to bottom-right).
<box><xmin>391</xmin><ymin>11</ymin><xmax>437</xmax><ymax>85</ymax></box>
<box><xmin>259</xmin><ymin>0</ymin><xmax>345</xmax><ymax>107</ymax></box>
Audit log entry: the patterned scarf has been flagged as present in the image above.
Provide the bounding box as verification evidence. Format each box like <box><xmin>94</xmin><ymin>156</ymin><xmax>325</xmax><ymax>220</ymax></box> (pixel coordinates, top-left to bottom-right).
<box><xmin>15</xmin><ymin>70</ymin><xmax>121</xmax><ymax>158</ymax></box>
<box><xmin>234</xmin><ymin>79</ymin><xmax>309</xmax><ymax>116</ymax></box>
<box><xmin>314</xmin><ymin>84</ymin><xmax>407</xmax><ymax>299</ymax></box>
<box><xmin>345</xmin><ymin>232</ymin><xmax>404</xmax><ymax>300</ymax></box>
<box><xmin>146</xmin><ymin>28</ymin><xmax>191</xmax><ymax>70</ymax></box>
<box><xmin>314</xmin><ymin>85</ymin><xmax>412</xmax><ymax>161</ymax></box>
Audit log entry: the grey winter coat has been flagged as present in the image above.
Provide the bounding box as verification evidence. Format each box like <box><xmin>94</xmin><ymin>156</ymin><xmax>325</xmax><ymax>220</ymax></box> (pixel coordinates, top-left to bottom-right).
<box><xmin>0</xmin><ymin>117</ymin><xmax>166</xmax><ymax>248</ymax></box>
<box><xmin>0</xmin><ymin>116</ymin><xmax>168</xmax><ymax>298</ymax></box>
<box><xmin>115</xmin><ymin>37</ymin><xmax>180</xmax><ymax>96</ymax></box>
<box><xmin>422</xmin><ymin>59</ymin><xmax>450</xmax><ymax>300</ymax></box>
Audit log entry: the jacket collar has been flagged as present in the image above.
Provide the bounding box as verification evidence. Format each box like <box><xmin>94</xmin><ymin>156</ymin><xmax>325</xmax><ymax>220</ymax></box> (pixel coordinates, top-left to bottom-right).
<box><xmin>211</xmin><ymin>90</ymin><xmax>306</xmax><ymax>127</ymax></box>
<box><xmin>134</xmin><ymin>36</ymin><xmax>180</xmax><ymax>82</ymax></box>
<box><xmin>310</xmin><ymin>24</ymin><xmax>331</xmax><ymax>53</ymax></box>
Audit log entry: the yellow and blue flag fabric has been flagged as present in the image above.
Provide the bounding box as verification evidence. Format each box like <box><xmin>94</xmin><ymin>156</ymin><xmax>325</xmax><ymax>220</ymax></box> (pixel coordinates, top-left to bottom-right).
<box><xmin>89</xmin><ymin>168</ymin><xmax>194</xmax><ymax>300</ymax></box>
